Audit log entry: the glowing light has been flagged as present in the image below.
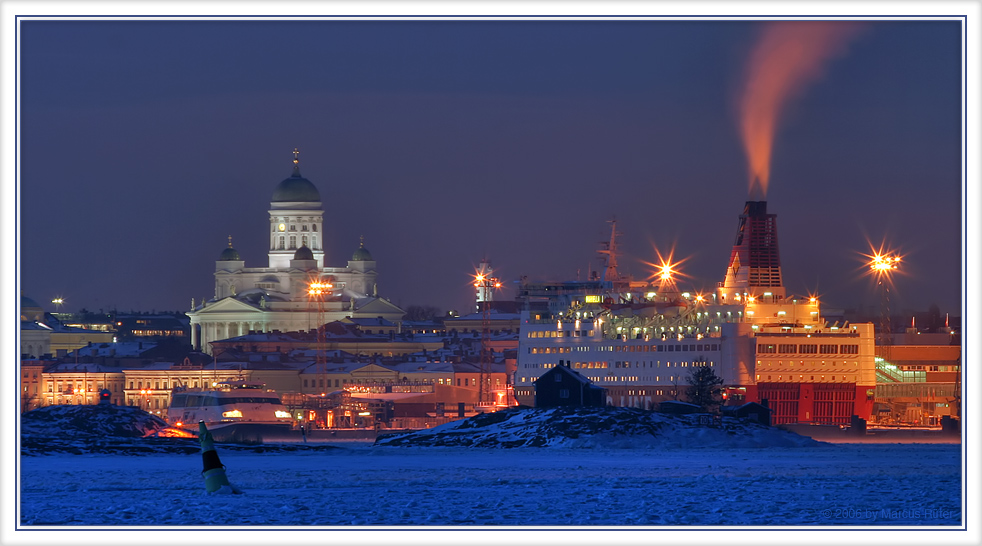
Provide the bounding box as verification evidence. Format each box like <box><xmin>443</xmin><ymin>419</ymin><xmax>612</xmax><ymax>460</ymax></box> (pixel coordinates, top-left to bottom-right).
<box><xmin>747</xmin><ymin>295</ymin><xmax>756</xmax><ymax>303</ymax></box>
<box><xmin>642</xmin><ymin>245</ymin><xmax>690</xmax><ymax>286</ymax></box>
<box><xmin>308</xmin><ymin>280</ymin><xmax>333</xmax><ymax>296</ymax></box>
<box><xmin>274</xmin><ymin>411</ymin><xmax>291</xmax><ymax>418</ymax></box>
<box><xmin>222</xmin><ymin>410</ymin><xmax>243</xmax><ymax>418</ymax></box>
<box><xmin>869</xmin><ymin>253</ymin><xmax>901</xmax><ymax>272</ymax></box>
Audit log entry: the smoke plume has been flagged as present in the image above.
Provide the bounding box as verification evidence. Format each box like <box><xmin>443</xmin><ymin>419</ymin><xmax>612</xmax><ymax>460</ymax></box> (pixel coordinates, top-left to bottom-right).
<box><xmin>739</xmin><ymin>21</ymin><xmax>862</xmax><ymax>198</ymax></box>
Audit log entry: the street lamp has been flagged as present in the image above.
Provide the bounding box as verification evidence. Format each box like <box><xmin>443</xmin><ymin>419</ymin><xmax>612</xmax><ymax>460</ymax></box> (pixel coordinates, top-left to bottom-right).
<box><xmin>866</xmin><ymin>250</ymin><xmax>902</xmax><ymax>354</ymax></box>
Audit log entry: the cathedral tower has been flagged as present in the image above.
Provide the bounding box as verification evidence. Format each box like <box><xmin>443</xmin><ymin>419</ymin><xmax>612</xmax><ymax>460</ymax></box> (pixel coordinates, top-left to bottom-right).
<box><xmin>268</xmin><ymin>148</ymin><xmax>325</xmax><ymax>268</ymax></box>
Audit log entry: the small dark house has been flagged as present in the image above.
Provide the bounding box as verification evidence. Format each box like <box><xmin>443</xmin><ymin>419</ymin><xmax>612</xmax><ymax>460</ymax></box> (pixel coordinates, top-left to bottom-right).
<box><xmin>722</xmin><ymin>402</ymin><xmax>772</xmax><ymax>426</ymax></box>
<box><xmin>534</xmin><ymin>364</ymin><xmax>606</xmax><ymax>408</ymax></box>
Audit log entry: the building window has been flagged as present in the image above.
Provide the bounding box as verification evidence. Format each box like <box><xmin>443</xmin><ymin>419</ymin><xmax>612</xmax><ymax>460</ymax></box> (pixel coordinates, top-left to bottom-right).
<box><xmin>302</xmin><ymin>224</ymin><xmax>308</xmax><ymax>231</ymax></box>
<box><xmin>312</xmin><ymin>224</ymin><xmax>318</xmax><ymax>232</ymax></box>
<box><xmin>559</xmin><ymin>389</ymin><xmax>570</xmax><ymax>399</ymax></box>
<box><xmin>302</xmin><ymin>235</ymin><xmax>308</xmax><ymax>247</ymax></box>
<box><xmin>289</xmin><ymin>235</ymin><xmax>297</xmax><ymax>249</ymax></box>
<box><xmin>278</xmin><ymin>236</ymin><xmax>285</xmax><ymax>250</ymax></box>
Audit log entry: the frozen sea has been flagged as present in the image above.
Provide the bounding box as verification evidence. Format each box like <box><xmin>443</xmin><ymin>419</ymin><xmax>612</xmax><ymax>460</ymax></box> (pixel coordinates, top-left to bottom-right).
<box><xmin>17</xmin><ymin>442</ymin><xmax>962</xmax><ymax>531</ymax></box>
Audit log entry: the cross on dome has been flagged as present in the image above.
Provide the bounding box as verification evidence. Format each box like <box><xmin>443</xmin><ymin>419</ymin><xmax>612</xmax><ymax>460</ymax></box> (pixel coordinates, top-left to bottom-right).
<box><xmin>292</xmin><ymin>148</ymin><xmax>301</xmax><ymax>176</ymax></box>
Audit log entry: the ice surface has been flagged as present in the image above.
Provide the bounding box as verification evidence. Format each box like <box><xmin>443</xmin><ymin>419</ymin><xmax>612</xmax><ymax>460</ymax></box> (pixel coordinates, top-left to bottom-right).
<box><xmin>17</xmin><ymin>404</ymin><xmax>963</xmax><ymax>529</ymax></box>
<box><xmin>18</xmin><ymin>443</ymin><xmax>961</xmax><ymax>527</ymax></box>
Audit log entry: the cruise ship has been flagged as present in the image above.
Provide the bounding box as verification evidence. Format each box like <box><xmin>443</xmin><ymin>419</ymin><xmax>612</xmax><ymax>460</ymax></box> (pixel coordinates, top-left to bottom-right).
<box><xmin>514</xmin><ymin>202</ymin><xmax>877</xmax><ymax>425</ymax></box>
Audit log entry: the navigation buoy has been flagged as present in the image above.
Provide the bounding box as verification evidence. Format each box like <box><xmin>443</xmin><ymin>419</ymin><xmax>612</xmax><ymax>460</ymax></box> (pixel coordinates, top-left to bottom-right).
<box><xmin>199</xmin><ymin>421</ymin><xmax>241</xmax><ymax>494</ymax></box>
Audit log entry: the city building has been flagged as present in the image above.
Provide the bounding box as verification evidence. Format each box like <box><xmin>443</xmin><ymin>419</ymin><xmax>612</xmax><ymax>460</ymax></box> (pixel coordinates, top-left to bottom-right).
<box><xmin>187</xmin><ymin>150</ymin><xmax>404</xmax><ymax>353</ymax></box>
<box><xmin>20</xmin><ymin>293</ymin><xmax>114</xmax><ymax>358</ymax></box>
<box><xmin>113</xmin><ymin>313</ymin><xmax>190</xmax><ymax>341</ymax></box>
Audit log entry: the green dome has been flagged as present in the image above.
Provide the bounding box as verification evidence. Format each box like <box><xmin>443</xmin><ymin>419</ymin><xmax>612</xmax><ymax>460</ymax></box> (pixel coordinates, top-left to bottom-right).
<box><xmin>352</xmin><ymin>246</ymin><xmax>373</xmax><ymax>261</ymax></box>
<box><xmin>21</xmin><ymin>294</ymin><xmax>42</xmax><ymax>310</ymax></box>
<box><xmin>294</xmin><ymin>245</ymin><xmax>314</xmax><ymax>261</ymax></box>
<box><xmin>272</xmin><ymin>173</ymin><xmax>320</xmax><ymax>202</ymax></box>
<box><xmin>219</xmin><ymin>246</ymin><xmax>240</xmax><ymax>261</ymax></box>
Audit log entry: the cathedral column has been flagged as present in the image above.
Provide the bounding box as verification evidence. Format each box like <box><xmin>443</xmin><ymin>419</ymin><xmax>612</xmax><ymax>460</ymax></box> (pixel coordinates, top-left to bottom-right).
<box><xmin>191</xmin><ymin>323</ymin><xmax>199</xmax><ymax>351</ymax></box>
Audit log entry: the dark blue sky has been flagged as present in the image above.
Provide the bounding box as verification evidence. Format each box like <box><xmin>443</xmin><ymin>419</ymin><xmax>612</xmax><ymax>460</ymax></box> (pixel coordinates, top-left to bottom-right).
<box><xmin>17</xmin><ymin>19</ymin><xmax>963</xmax><ymax>317</ymax></box>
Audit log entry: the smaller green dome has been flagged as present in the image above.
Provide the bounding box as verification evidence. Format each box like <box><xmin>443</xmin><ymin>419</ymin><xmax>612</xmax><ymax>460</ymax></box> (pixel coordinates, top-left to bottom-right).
<box><xmin>219</xmin><ymin>236</ymin><xmax>240</xmax><ymax>261</ymax></box>
<box><xmin>352</xmin><ymin>246</ymin><xmax>373</xmax><ymax>261</ymax></box>
<box><xmin>294</xmin><ymin>245</ymin><xmax>314</xmax><ymax>261</ymax></box>
<box><xmin>219</xmin><ymin>247</ymin><xmax>240</xmax><ymax>261</ymax></box>
<box><xmin>21</xmin><ymin>294</ymin><xmax>43</xmax><ymax>310</ymax></box>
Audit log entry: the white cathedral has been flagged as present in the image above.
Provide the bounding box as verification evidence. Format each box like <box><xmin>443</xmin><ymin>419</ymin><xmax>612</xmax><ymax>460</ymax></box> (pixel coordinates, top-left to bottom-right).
<box><xmin>187</xmin><ymin>150</ymin><xmax>405</xmax><ymax>353</ymax></box>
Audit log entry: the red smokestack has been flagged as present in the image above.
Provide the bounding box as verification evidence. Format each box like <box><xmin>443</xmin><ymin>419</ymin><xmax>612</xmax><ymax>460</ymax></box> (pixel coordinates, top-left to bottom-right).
<box><xmin>739</xmin><ymin>21</ymin><xmax>862</xmax><ymax>198</ymax></box>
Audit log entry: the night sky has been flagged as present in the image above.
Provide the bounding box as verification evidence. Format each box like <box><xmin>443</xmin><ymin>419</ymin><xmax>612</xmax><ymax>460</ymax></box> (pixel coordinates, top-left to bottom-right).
<box><xmin>16</xmin><ymin>18</ymin><xmax>963</xmax><ymax>318</ymax></box>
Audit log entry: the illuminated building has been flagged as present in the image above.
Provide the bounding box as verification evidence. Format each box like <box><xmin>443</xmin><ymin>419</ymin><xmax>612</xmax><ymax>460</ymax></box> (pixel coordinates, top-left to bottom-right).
<box><xmin>19</xmin><ymin>293</ymin><xmax>114</xmax><ymax>358</ymax></box>
<box><xmin>187</xmin><ymin>150</ymin><xmax>404</xmax><ymax>353</ymax></box>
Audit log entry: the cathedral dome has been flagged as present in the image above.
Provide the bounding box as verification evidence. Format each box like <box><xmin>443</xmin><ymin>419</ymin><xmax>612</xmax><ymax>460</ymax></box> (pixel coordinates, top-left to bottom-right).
<box><xmin>219</xmin><ymin>247</ymin><xmax>240</xmax><ymax>261</ymax></box>
<box><xmin>293</xmin><ymin>245</ymin><xmax>314</xmax><ymax>261</ymax></box>
<box><xmin>272</xmin><ymin>174</ymin><xmax>320</xmax><ymax>203</ymax></box>
<box><xmin>352</xmin><ymin>246</ymin><xmax>373</xmax><ymax>261</ymax></box>
<box><xmin>272</xmin><ymin>149</ymin><xmax>320</xmax><ymax>202</ymax></box>
<box><xmin>219</xmin><ymin>236</ymin><xmax>240</xmax><ymax>261</ymax></box>
<box><xmin>21</xmin><ymin>294</ymin><xmax>42</xmax><ymax>310</ymax></box>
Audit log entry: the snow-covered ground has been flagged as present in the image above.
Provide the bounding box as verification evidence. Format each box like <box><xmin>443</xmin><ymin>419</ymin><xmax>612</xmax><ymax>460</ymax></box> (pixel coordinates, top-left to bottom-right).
<box><xmin>18</xmin><ymin>443</ymin><xmax>960</xmax><ymax>528</ymax></box>
<box><xmin>12</xmin><ymin>404</ymin><xmax>966</xmax><ymax>546</ymax></box>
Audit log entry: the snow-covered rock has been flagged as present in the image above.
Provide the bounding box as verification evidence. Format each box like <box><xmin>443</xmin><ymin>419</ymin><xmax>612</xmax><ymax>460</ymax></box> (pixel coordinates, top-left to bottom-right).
<box><xmin>21</xmin><ymin>404</ymin><xmax>168</xmax><ymax>438</ymax></box>
<box><xmin>20</xmin><ymin>404</ymin><xmax>193</xmax><ymax>456</ymax></box>
<box><xmin>374</xmin><ymin>406</ymin><xmax>823</xmax><ymax>448</ymax></box>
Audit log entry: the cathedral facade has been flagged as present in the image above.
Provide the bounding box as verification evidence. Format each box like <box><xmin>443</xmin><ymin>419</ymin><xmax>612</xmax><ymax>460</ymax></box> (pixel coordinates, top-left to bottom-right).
<box><xmin>187</xmin><ymin>150</ymin><xmax>404</xmax><ymax>353</ymax></box>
